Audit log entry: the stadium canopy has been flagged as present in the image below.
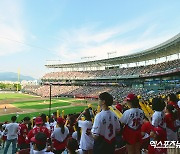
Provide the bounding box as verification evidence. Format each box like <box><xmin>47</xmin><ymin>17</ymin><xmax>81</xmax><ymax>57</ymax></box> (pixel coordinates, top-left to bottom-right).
<box><xmin>45</xmin><ymin>33</ymin><xmax>180</xmax><ymax>69</ymax></box>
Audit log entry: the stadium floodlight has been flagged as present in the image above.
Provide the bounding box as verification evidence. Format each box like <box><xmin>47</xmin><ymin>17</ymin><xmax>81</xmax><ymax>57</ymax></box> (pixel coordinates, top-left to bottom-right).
<box><xmin>107</xmin><ymin>51</ymin><xmax>117</xmax><ymax>58</ymax></box>
<box><xmin>81</xmin><ymin>56</ymin><xmax>96</xmax><ymax>61</ymax></box>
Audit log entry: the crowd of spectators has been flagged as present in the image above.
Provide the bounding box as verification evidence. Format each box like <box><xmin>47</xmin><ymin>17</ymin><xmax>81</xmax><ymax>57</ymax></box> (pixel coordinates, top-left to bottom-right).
<box><xmin>23</xmin><ymin>85</ymin><xmax>180</xmax><ymax>104</ymax></box>
<box><xmin>22</xmin><ymin>85</ymin><xmax>41</xmax><ymax>95</ymax></box>
<box><xmin>25</xmin><ymin>59</ymin><xmax>179</xmax><ymax>103</ymax></box>
<box><xmin>0</xmin><ymin>91</ymin><xmax>180</xmax><ymax>154</ymax></box>
<box><xmin>23</xmin><ymin>85</ymin><xmax>112</xmax><ymax>98</ymax></box>
<box><xmin>42</xmin><ymin>59</ymin><xmax>180</xmax><ymax>80</ymax></box>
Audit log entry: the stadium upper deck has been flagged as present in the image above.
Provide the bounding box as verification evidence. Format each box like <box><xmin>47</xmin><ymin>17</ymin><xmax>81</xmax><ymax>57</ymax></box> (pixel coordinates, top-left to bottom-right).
<box><xmin>45</xmin><ymin>33</ymin><xmax>180</xmax><ymax>69</ymax></box>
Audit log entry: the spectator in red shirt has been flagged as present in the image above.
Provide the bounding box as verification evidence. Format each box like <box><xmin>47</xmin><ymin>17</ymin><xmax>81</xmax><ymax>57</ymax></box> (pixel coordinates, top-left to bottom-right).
<box><xmin>167</xmin><ymin>93</ymin><xmax>179</xmax><ymax>114</ymax></box>
<box><xmin>27</xmin><ymin>117</ymin><xmax>50</xmax><ymax>143</ymax></box>
<box><xmin>165</xmin><ymin>104</ymin><xmax>178</xmax><ymax>141</ymax></box>
<box><xmin>141</xmin><ymin>116</ymin><xmax>153</xmax><ymax>150</ymax></box>
<box><xmin>148</xmin><ymin>127</ymin><xmax>167</xmax><ymax>154</ymax></box>
<box><xmin>18</xmin><ymin>116</ymin><xmax>30</xmax><ymax>150</ymax></box>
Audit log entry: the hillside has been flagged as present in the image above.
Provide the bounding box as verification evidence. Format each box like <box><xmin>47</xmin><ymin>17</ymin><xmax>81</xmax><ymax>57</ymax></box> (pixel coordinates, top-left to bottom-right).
<box><xmin>0</xmin><ymin>72</ymin><xmax>35</xmax><ymax>81</ymax></box>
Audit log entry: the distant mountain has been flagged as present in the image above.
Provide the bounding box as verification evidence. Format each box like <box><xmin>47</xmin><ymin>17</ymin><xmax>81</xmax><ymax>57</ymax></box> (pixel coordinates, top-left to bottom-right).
<box><xmin>0</xmin><ymin>72</ymin><xmax>35</xmax><ymax>81</ymax></box>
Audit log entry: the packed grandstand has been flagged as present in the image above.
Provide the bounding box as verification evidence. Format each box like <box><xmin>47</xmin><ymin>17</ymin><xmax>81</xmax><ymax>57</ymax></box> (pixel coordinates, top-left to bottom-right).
<box><xmin>23</xmin><ymin>33</ymin><xmax>180</xmax><ymax>101</ymax></box>
<box><xmin>1</xmin><ymin>34</ymin><xmax>180</xmax><ymax>154</ymax></box>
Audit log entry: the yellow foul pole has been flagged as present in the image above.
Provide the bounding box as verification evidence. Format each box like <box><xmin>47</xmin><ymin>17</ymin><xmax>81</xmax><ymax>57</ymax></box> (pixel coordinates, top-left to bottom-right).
<box><xmin>17</xmin><ymin>69</ymin><xmax>20</xmax><ymax>91</ymax></box>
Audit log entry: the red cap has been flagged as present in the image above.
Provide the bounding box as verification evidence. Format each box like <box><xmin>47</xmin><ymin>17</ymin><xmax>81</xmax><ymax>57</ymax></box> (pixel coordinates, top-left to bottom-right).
<box><xmin>35</xmin><ymin>117</ymin><xmax>43</xmax><ymax>125</ymax></box>
<box><xmin>57</xmin><ymin>117</ymin><xmax>65</xmax><ymax>125</ymax></box>
<box><xmin>116</xmin><ymin>104</ymin><xmax>122</xmax><ymax>112</ymax></box>
<box><xmin>125</xmin><ymin>93</ymin><xmax>136</xmax><ymax>101</ymax></box>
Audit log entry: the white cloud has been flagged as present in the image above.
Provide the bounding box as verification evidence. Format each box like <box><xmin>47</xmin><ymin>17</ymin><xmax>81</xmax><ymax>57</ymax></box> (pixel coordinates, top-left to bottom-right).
<box><xmin>0</xmin><ymin>0</ymin><xmax>26</xmax><ymax>56</ymax></box>
<box><xmin>53</xmin><ymin>17</ymin><xmax>178</xmax><ymax>64</ymax></box>
<box><xmin>138</xmin><ymin>24</ymin><xmax>158</xmax><ymax>40</ymax></box>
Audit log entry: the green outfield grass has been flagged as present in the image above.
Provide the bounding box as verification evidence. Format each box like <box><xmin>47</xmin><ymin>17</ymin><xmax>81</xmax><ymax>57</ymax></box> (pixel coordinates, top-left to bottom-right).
<box><xmin>0</xmin><ymin>106</ymin><xmax>87</xmax><ymax>122</ymax></box>
<box><xmin>0</xmin><ymin>93</ymin><xmax>98</xmax><ymax>122</ymax></box>
<box><xmin>12</xmin><ymin>99</ymin><xmax>71</xmax><ymax>109</ymax></box>
<box><xmin>0</xmin><ymin>93</ymin><xmax>36</xmax><ymax>100</ymax></box>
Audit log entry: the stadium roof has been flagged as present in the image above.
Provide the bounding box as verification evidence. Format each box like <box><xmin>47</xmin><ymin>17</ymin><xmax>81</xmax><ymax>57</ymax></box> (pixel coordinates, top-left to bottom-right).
<box><xmin>45</xmin><ymin>33</ymin><xmax>180</xmax><ymax>68</ymax></box>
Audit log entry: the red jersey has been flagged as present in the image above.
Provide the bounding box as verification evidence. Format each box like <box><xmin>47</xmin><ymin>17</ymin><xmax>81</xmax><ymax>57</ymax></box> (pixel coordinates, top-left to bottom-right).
<box><xmin>120</xmin><ymin>108</ymin><xmax>144</xmax><ymax>145</ymax></box>
<box><xmin>18</xmin><ymin>124</ymin><xmax>28</xmax><ymax>144</ymax></box>
<box><xmin>168</xmin><ymin>101</ymin><xmax>180</xmax><ymax>114</ymax></box>
<box><xmin>148</xmin><ymin>144</ymin><xmax>167</xmax><ymax>154</ymax></box>
<box><xmin>165</xmin><ymin>113</ymin><xmax>176</xmax><ymax>131</ymax></box>
<box><xmin>168</xmin><ymin>101</ymin><xmax>180</xmax><ymax>120</ymax></box>
<box><xmin>27</xmin><ymin>126</ymin><xmax>50</xmax><ymax>142</ymax></box>
<box><xmin>141</xmin><ymin>121</ymin><xmax>153</xmax><ymax>135</ymax></box>
<box><xmin>168</xmin><ymin>101</ymin><xmax>179</xmax><ymax>110</ymax></box>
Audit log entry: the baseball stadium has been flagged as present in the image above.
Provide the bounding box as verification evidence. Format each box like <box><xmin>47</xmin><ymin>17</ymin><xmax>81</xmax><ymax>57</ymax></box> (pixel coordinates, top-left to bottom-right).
<box><xmin>0</xmin><ymin>33</ymin><xmax>180</xmax><ymax>154</ymax></box>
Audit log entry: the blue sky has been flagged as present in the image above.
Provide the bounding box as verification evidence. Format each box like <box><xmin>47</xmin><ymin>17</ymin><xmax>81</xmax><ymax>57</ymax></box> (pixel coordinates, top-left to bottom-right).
<box><xmin>0</xmin><ymin>0</ymin><xmax>180</xmax><ymax>79</ymax></box>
